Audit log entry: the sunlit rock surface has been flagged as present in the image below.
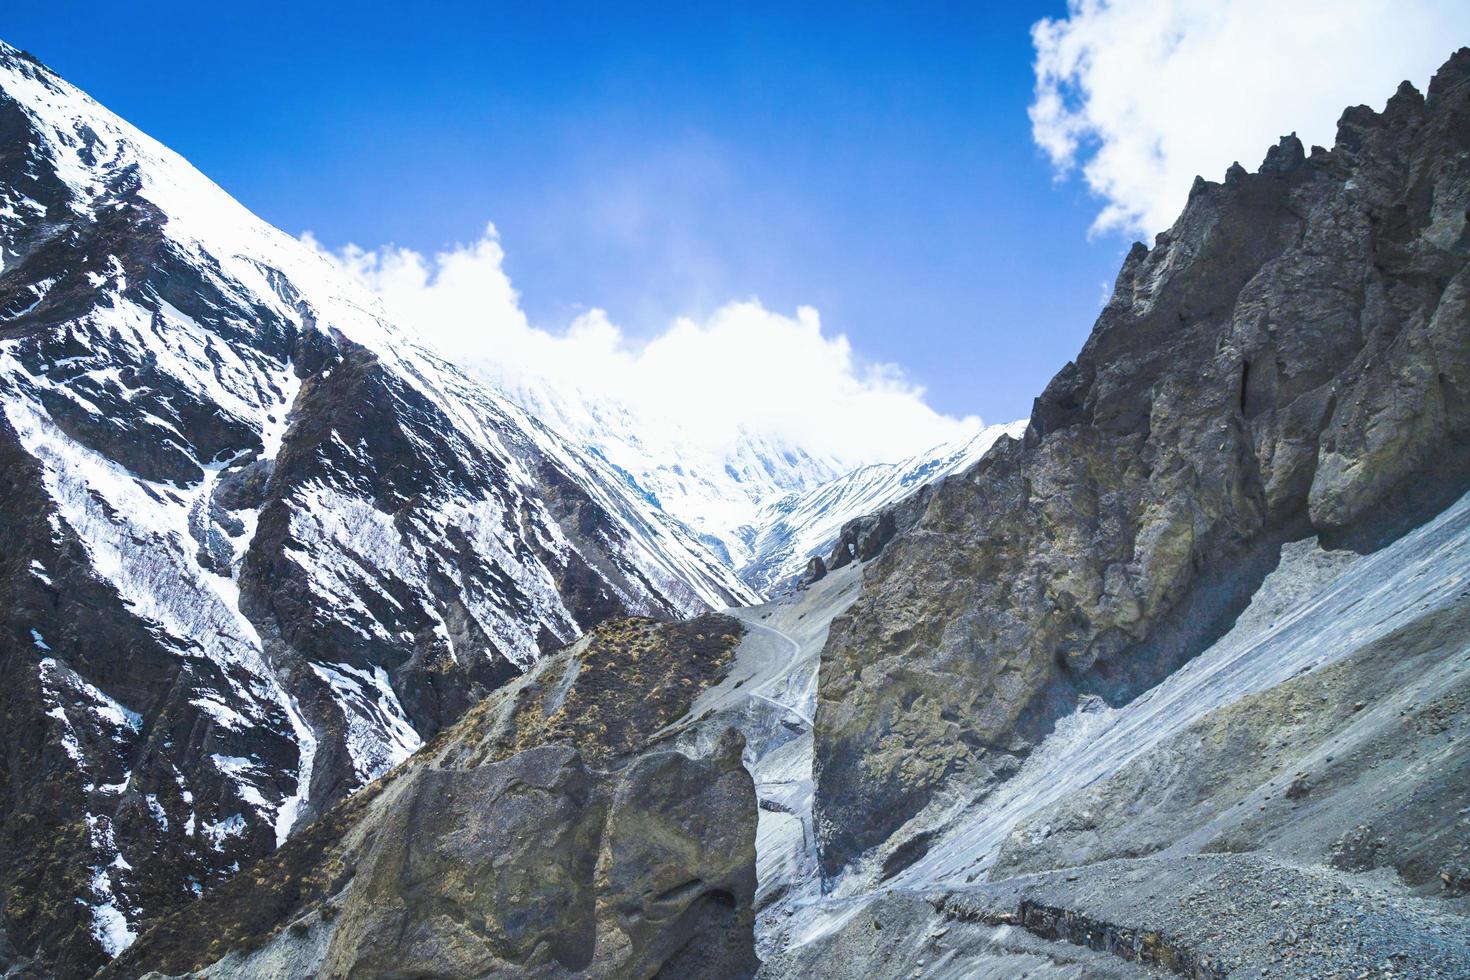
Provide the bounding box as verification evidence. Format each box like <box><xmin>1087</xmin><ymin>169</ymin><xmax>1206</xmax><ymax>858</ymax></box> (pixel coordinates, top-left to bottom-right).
<box><xmin>102</xmin><ymin>616</ymin><xmax>759</xmax><ymax>979</ymax></box>
<box><xmin>814</xmin><ymin>48</ymin><xmax>1470</xmax><ymax>882</ymax></box>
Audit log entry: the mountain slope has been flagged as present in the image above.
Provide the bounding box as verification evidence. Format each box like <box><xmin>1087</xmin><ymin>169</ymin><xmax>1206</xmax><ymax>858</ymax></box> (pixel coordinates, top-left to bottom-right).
<box><xmin>814</xmin><ymin>50</ymin><xmax>1470</xmax><ymax>882</ymax></box>
<box><xmin>0</xmin><ymin>39</ymin><xmax>755</xmax><ymax>975</ymax></box>
<box><xmin>738</xmin><ymin>420</ymin><xmax>1027</xmax><ymax>592</ymax></box>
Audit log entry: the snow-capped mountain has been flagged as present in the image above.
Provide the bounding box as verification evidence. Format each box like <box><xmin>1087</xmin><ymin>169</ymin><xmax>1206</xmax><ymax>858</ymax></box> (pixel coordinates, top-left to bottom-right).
<box><xmin>0</xmin><ymin>36</ymin><xmax>1020</xmax><ymax>974</ymax></box>
<box><xmin>0</xmin><ymin>39</ymin><xmax>757</xmax><ymax>972</ymax></box>
<box><xmin>498</xmin><ymin>379</ymin><xmax>1026</xmax><ymax>591</ymax></box>
<box><xmin>738</xmin><ymin>419</ymin><xmax>1027</xmax><ymax>591</ymax></box>
<box><xmin>495</xmin><ymin>376</ymin><xmax>851</xmax><ymax>571</ymax></box>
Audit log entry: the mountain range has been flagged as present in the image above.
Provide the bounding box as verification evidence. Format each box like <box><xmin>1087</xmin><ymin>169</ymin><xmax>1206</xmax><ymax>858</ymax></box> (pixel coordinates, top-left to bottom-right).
<box><xmin>0</xmin><ymin>39</ymin><xmax>1013</xmax><ymax>974</ymax></box>
<box><xmin>7</xmin><ymin>33</ymin><xmax>1470</xmax><ymax>980</ymax></box>
<box><xmin>93</xmin><ymin>47</ymin><xmax>1470</xmax><ymax>980</ymax></box>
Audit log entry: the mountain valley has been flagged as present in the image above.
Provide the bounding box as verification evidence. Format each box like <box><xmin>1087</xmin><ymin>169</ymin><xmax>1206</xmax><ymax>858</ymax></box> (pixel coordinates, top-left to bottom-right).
<box><xmin>2</xmin><ymin>34</ymin><xmax>1470</xmax><ymax>980</ymax></box>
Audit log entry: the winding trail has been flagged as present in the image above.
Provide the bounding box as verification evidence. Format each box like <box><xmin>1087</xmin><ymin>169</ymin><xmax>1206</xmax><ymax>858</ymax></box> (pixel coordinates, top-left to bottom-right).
<box><xmin>736</xmin><ymin>619</ymin><xmax>804</xmax><ymax>701</ymax></box>
<box><xmin>747</xmin><ymin>691</ymin><xmax>813</xmax><ymax>728</ymax></box>
<box><xmin>733</xmin><ymin>618</ymin><xmax>813</xmax><ymax>727</ymax></box>
<box><xmin>678</xmin><ymin>611</ymin><xmax>813</xmax><ymax>729</ymax></box>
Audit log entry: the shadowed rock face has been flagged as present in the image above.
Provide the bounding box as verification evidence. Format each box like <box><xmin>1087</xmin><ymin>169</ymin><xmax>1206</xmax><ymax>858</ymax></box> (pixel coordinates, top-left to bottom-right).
<box><xmin>101</xmin><ymin>614</ymin><xmax>759</xmax><ymax>980</ymax></box>
<box><xmin>814</xmin><ymin>50</ymin><xmax>1470</xmax><ymax>879</ymax></box>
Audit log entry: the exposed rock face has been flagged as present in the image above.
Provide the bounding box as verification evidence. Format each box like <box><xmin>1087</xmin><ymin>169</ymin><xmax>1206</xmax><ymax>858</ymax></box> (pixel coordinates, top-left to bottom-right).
<box><xmin>758</xmin><ymin>483</ymin><xmax>1470</xmax><ymax>979</ymax></box>
<box><xmin>802</xmin><ymin>555</ymin><xmax>827</xmax><ymax>585</ymax></box>
<box><xmin>102</xmin><ymin>615</ymin><xmax>759</xmax><ymax>979</ymax></box>
<box><xmin>826</xmin><ymin>493</ymin><xmax>920</xmax><ymax>572</ymax></box>
<box><xmin>814</xmin><ymin>51</ymin><xmax>1470</xmax><ymax>878</ymax></box>
<box><xmin>0</xmin><ymin>41</ymin><xmax>757</xmax><ymax>975</ymax></box>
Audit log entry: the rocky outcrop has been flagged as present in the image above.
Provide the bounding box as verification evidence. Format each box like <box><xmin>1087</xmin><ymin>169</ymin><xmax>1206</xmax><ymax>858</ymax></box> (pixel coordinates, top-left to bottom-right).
<box><xmin>802</xmin><ymin>555</ymin><xmax>827</xmax><ymax>585</ymax></box>
<box><xmin>826</xmin><ymin>510</ymin><xmax>896</xmax><ymax>570</ymax></box>
<box><xmin>738</xmin><ymin>422</ymin><xmax>1025</xmax><ymax>592</ymax></box>
<box><xmin>814</xmin><ymin>51</ymin><xmax>1470</xmax><ymax>879</ymax></box>
<box><xmin>825</xmin><ymin>493</ymin><xmax>921</xmax><ymax>572</ymax></box>
<box><xmin>102</xmin><ymin>615</ymin><xmax>760</xmax><ymax>979</ymax></box>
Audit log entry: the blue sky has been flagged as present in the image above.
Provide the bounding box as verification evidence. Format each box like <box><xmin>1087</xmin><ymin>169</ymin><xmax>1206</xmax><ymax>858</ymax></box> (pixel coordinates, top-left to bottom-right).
<box><xmin>1</xmin><ymin>1</ymin><xmax>1125</xmax><ymax>425</ymax></box>
<box><xmin>3</xmin><ymin>1</ymin><xmax>1464</xmax><ymax>435</ymax></box>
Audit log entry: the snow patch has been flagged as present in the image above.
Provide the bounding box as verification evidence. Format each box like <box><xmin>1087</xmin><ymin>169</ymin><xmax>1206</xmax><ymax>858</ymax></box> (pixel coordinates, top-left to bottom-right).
<box><xmin>308</xmin><ymin>661</ymin><xmax>422</xmax><ymax>782</ymax></box>
<box><xmin>201</xmin><ymin>813</ymin><xmax>247</xmax><ymax>851</ymax></box>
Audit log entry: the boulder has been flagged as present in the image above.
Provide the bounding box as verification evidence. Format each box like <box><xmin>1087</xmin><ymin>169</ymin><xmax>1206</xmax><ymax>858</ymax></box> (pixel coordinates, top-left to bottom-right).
<box><xmin>803</xmin><ymin>555</ymin><xmax>828</xmax><ymax>585</ymax></box>
<box><xmin>322</xmin><ymin>737</ymin><xmax>758</xmax><ymax>979</ymax></box>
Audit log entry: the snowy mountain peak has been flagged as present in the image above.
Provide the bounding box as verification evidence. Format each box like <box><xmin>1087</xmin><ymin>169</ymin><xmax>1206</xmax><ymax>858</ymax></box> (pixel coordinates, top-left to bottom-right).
<box><xmin>0</xmin><ymin>39</ymin><xmax>757</xmax><ymax>969</ymax></box>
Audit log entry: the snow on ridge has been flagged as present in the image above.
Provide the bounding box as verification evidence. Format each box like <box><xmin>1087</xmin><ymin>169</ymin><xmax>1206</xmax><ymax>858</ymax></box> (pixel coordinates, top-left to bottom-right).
<box><xmin>38</xmin><ymin>657</ymin><xmax>142</xmax><ymax>734</ymax></box>
<box><xmin>0</xmin><ymin>38</ymin><xmax>921</xmax><ymax>614</ymax></box>
<box><xmin>1</xmin><ymin>368</ymin><xmax>283</xmax><ymax>717</ymax></box>
<box><xmin>285</xmin><ymin>478</ymin><xmax>581</xmax><ymax>668</ymax></box>
<box><xmin>384</xmin><ymin>346</ymin><xmax>762</xmax><ymax>611</ymax></box>
<box><xmin>82</xmin><ymin>813</ymin><xmax>137</xmax><ymax>957</ymax></box>
<box><xmin>0</xmin><ymin>273</ymin><xmax>324</xmax><ymax>850</ymax></box>
<box><xmin>2</xmin><ymin>41</ymin><xmax>756</xmax><ymax>612</ymax></box>
<box><xmin>0</xmin><ymin>39</ymin><xmax>762</xmax><ymax>903</ymax></box>
<box><xmin>740</xmin><ymin>418</ymin><xmax>1028</xmax><ymax>590</ymax></box>
<box><xmin>308</xmin><ymin>661</ymin><xmax>423</xmax><ymax>783</ymax></box>
<box><xmin>0</xmin><ymin>40</ymin><xmax>398</xmax><ymax>353</ymax></box>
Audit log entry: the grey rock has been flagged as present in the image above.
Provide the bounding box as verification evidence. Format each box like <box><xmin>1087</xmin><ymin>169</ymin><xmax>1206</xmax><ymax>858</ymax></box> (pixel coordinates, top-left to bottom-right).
<box><xmin>1330</xmin><ymin>825</ymin><xmax>1388</xmax><ymax>873</ymax></box>
<box><xmin>803</xmin><ymin>555</ymin><xmax>828</xmax><ymax>585</ymax></box>
<box><xmin>813</xmin><ymin>49</ymin><xmax>1470</xmax><ymax>879</ymax></box>
<box><xmin>1442</xmin><ymin>865</ymin><xmax>1470</xmax><ymax>895</ymax></box>
<box><xmin>591</xmin><ymin>731</ymin><xmax>759</xmax><ymax>979</ymax></box>
<box><xmin>991</xmin><ymin>592</ymin><xmax>1470</xmax><ymax>887</ymax></box>
<box><xmin>321</xmin><ymin>745</ymin><xmax>605</xmax><ymax>977</ymax></box>
<box><xmin>825</xmin><ymin>510</ymin><xmax>900</xmax><ymax>571</ymax></box>
<box><xmin>103</xmin><ymin>616</ymin><xmax>759</xmax><ymax>979</ymax></box>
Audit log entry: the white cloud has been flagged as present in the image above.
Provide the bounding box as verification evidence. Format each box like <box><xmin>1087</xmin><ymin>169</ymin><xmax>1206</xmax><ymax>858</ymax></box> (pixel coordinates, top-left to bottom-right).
<box><xmin>303</xmin><ymin>224</ymin><xmax>979</xmax><ymax>466</ymax></box>
<box><xmin>1031</xmin><ymin>0</ymin><xmax>1470</xmax><ymax>236</ymax></box>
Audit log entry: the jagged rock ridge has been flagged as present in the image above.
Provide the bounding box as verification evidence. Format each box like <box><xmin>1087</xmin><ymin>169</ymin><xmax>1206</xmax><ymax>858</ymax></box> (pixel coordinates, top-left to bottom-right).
<box><xmin>815</xmin><ymin>49</ymin><xmax>1470</xmax><ymax>879</ymax></box>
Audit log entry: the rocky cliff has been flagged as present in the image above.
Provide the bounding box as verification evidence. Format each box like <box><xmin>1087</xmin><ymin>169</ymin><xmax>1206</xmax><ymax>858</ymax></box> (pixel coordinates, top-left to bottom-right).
<box><xmin>738</xmin><ymin>421</ymin><xmax>1026</xmax><ymax>593</ymax></box>
<box><xmin>100</xmin><ymin>614</ymin><xmax>759</xmax><ymax>979</ymax></box>
<box><xmin>814</xmin><ymin>49</ymin><xmax>1470</xmax><ymax>879</ymax></box>
<box><xmin>765</xmin><ymin>487</ymin><xmax>1470</xmax><ymax>978</ymax></box>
